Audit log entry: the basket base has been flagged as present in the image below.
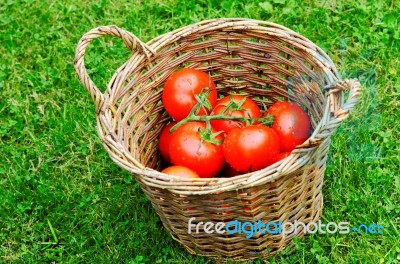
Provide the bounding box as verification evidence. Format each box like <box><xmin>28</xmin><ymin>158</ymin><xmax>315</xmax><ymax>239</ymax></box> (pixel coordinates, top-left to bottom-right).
<box><xmin>167</xmin><ymin>194</ymin><xmax>324</xmax><ymax>261</ymax></box>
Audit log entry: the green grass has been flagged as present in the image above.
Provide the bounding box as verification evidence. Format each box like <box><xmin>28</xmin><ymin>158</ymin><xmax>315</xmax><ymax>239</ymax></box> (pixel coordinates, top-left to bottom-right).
<box><xmin>1</xmin><ymin>0</ymin><xmax>399</xmax><ymax>263</ymax></box>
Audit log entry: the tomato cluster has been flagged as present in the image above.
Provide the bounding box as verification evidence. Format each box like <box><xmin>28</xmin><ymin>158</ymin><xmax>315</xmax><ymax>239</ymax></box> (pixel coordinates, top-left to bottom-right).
<box><xmin>158</xmin><ymin>68</ymin><xmax>311</xmax><ymax>178</ymax></box>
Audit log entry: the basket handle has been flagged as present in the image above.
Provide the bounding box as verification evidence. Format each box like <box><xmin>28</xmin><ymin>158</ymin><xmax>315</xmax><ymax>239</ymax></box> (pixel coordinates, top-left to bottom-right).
<box><xmin>73</xmin><ymin>25</ymin><xmax>155</xmax><ymax>113</ymax></box>
<box><xmin>316</xmin><ymin>79</ymin><xmax>362</xmax><ymax>140</ymax></box>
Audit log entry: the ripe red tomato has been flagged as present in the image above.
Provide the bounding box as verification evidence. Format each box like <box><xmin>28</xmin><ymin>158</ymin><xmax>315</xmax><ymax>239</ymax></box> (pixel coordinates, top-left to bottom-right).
<box><xmin>162</xmin><ymin>165</ymin><xmax>199</xmax><ymax>178</ymax></box>
<box><xmin>162</xmin><ymin>68</ymin><xmax>218</xmax><ymax>121</ymax></box>
<box><xmin>222</xmin><ymin>125</ymin><xmax>280</xmax><ymax>172</ymax></box>
<box><xmin>267</xmin><ymin>101</ymin><xmax>311</xmax><ymax>152</ymax></box>
<box><xmin>210</xmin><ymin>95</ymin><xmax>261</xmax><ymax>135</ymax></box>
<box><xmin>158</xmin><ymin>122</ymin><xmax>176</xmax><ymax>162</ymax></box>
<box><xmin>275</xmin><ymin>152</ymin><xmax>291</xmax><ymax>162</ymax></box>
<box><xmin>169</xmin><ymin>122</ymin><xmax>225</xmax><ymax>178</ymax></box>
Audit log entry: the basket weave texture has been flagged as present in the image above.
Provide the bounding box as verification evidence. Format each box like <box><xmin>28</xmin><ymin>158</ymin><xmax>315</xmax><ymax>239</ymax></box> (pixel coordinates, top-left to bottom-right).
<box><xmin>74</xmin><ymin>18</ymin><xmax>361</xmax><ymax>260</ymax></box>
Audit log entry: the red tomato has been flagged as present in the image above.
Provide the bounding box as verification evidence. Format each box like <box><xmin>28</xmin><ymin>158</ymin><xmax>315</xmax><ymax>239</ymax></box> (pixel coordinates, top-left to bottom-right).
<box><xmin>162</xmin><ymin>165</ymin><xmax>199</xmax><ymax>178</ymax></box>
<box><xmin>222</xmin><ymin>125</ymin><xmax>280</xmax><ymax>172</ymax></box>
<box><xmin>162</xmin><ymin>68</ymin><xmax>218</xmax><ymax>121</ymax></box>
<box><xmin>275</xmin><ymin>152</ymin><xmax>291</xmax><ymax>162</ymax></box>
<box><xmin>267</xmin><ymin>101</ymin><xmax>311</xmax><ymax>152</ymax></box>
<box><xmin>210</xmin><ymin>95</ymin><xmax>261</xmax><ymax>135</ymax></box>
<box><xmin>158</xmin><ymin>122</ymin><xmax>176</xmax><ymax>162</ymax></box>
<box><xmin>169</xmin><ymin>122</ymin><xmax>225</xmax><ymax>178</ymax></box>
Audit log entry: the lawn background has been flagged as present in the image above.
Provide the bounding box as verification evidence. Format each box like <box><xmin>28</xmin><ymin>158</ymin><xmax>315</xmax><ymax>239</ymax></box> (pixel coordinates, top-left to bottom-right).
<box><xmin>0</xmin><ymin>0</ymin><xmax>399</xmax><ymax>263</ymax></box>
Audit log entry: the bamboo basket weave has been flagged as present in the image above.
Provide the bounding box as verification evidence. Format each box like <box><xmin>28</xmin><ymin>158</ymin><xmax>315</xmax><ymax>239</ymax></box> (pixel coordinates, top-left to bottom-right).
<box><xmin>74</xmin><ymin>18</ymin><xmax>361</xmax><ymax>260</ymax></box>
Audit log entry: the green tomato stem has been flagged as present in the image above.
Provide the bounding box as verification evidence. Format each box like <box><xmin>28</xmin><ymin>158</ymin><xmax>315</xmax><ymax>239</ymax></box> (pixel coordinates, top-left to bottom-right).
<box><xmin>170</xmin><ymin>113</ymin><xmax>274</xmax><ymax>133</ymax></box>
<box><xmin>168</xmin><ymin>92</ymin><xmax>274</xmax><ymax>133</ymax></box>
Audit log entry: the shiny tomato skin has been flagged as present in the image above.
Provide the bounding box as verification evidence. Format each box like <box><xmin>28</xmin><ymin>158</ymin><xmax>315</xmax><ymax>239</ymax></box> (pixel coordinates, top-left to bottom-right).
<box><xmin>162</xmin><ymin>165</ymin><xmax>199</xmax><ymax>178</ymax></box>
<box><xmin>169</xmin><ymin>122</ymin><xmax>225</xmax><ymax>178</ymax></box>
<box><xmin>222</xmin><ymin>125</ymin><xmax>280</xmax><ymax>173</ymax></box>
<box><xmin>268</xmin><ymin>101</ymin><xmax>311</xmax><ymax>152</ymax></box>
<box><xmin>275</xmin><ymin>152</ymin><xmax>291</xmax><ymax>162</ymax></box>
<box><xmin>210</xmin><ymin>95</ymin><xmax>261</xmax><ymax>134</ymax></box>
<box><xmin>158</xmin><ymin>122</ymin><xmax>176</xmax><ymax>162</ymax></box>
<box><xmin>267</xmin><ymin>101</ymin><xmax>287</xmax><ymax>117</ymax></box>
<box><xmin>216</xmin><ymin>94</ymin><xmax>258</xmax><ymax>107</ymax></box>
<box><xmin>162</xmin><ymin>68</ymin><xmax>217</xmax><ymax>121</ymax></box>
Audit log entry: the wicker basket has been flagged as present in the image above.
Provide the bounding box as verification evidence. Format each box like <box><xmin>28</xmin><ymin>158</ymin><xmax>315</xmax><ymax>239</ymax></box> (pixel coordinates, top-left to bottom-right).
<box><xmin>74</xmin><ymin>18</ymin><xmax>361</xmax><ymax>260</ymax></box>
